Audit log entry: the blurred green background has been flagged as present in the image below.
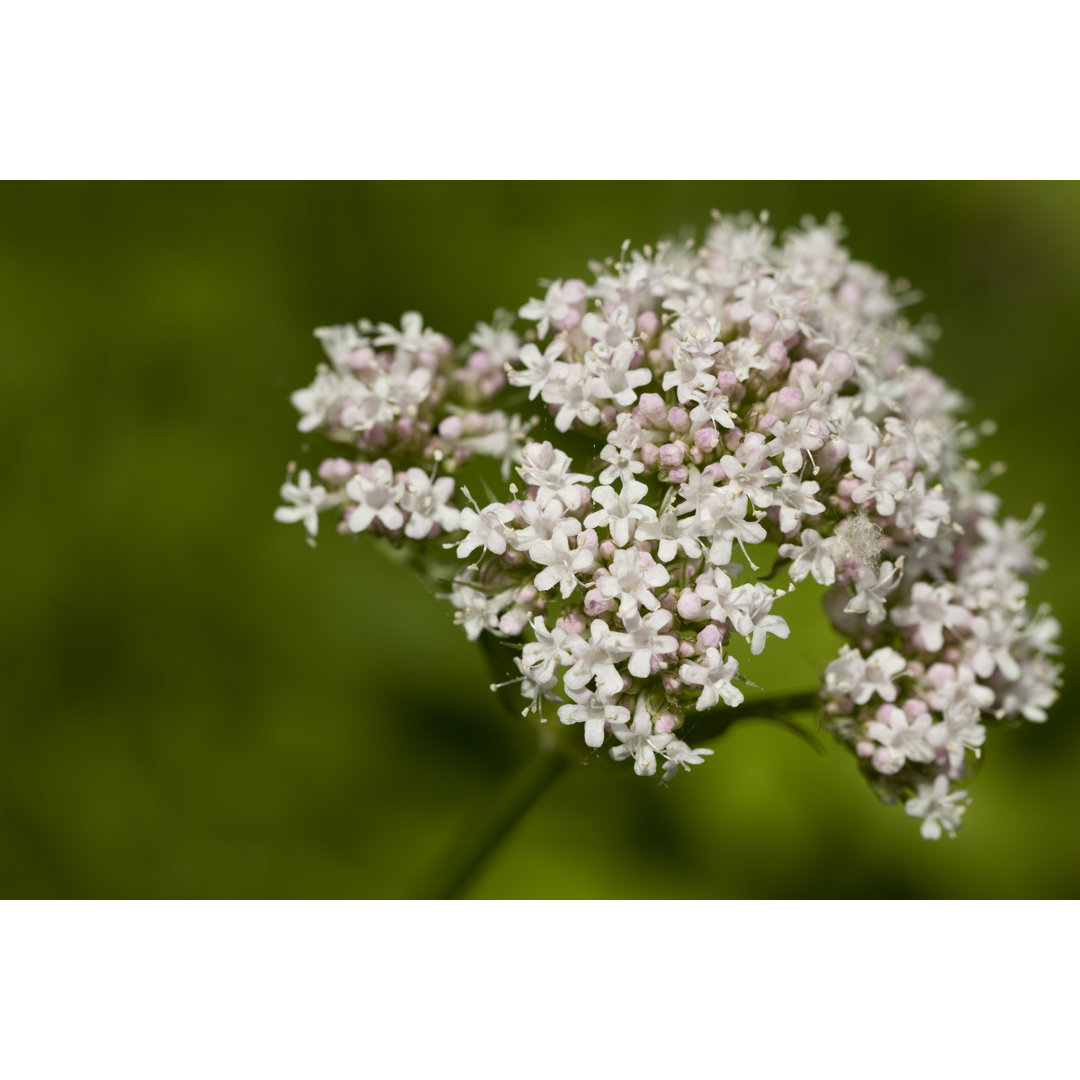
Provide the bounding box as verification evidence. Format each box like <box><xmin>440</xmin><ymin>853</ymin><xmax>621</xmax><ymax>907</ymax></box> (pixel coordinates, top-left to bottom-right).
<box><xmin>1</xmin><ymin>181</ymin><xmax>1076</xmax><ymax>898</ymax></box>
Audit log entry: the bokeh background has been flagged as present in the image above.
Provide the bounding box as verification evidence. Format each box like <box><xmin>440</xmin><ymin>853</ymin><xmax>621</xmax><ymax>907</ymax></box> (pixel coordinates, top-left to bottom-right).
<box><xmin>1</xmin><ymin>181</ymin><xmax>1076</xmax><ymax>898</ymax></box>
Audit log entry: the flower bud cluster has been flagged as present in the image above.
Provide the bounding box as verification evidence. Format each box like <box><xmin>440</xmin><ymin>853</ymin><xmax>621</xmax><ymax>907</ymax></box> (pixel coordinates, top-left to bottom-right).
<box><xmin>277</xmin><ymin>212</ymin><xmax>1060</xmax><ymax>836</ymax></box>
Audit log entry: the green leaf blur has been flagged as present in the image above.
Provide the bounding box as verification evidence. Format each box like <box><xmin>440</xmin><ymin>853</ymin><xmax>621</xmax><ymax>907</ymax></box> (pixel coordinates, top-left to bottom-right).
<box><xmin>1</xmin><ymin>181</ymin><xmax>1075</xmax><ymax>898</ymax></box>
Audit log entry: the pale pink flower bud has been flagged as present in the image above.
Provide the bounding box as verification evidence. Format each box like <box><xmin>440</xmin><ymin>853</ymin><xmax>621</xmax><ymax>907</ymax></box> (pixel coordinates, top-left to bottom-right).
<box><xmin>694</xmin><ymin>427</ymin><xmax>720</xmax><ymax>452</ymax></box>
<box><xmin>438</xmin><ymin>416</ymin><xmax>463</xmax><ymax>440</ymax></box>
<box><xmin>638</xmin><ymin>393</ymin><xmax>667</xmax><ymax>424</ymax></box>
<box><xmin>822</xmin><ymin>350</ymin><xmax>853</xmax><ymax>383</ymax></box>
<box><xmin>637</xmin><ymin>310</ymin><xmax>659</xmax><ymax>336</ymax></box>
<box><xmin>750</xmin><ymin>311</ymin><xmax>776</xmax><ymax>336</ymax></box>
<box><xmin>562</xmin><ymin>279</ymin><xmax>588</xmax><ymax>304</ymax></box>
<box><xmin>319</xmin><ymin>458</ymin><xmax>354</xmax><ymax>483</ymax></box>
<box><xmin>678</xmin><ymin>590</ymin><xmax>703</xmax><ymax>620</ymax></box>
<box><xmin>584</xmin><ymin>589</ymin><xmax>612</xmax><ymax>616</ymax></box>
<box><xmin>659</xmin><ymin>442</ymin><xmax>685</xmax><ymax>467</ymax></box>
<box><xmin>655</xmin><ymin>711</ymin><xmax>678</xmax><ymax>735</ymax></box>
<box><xmin>667</xmin><ymin>406</ymin><xmax>690</xmax><ymax>433</ymax></box>
<box><xmin>776</xmin><ymin>386</ymin><xmax>804</xmax><ymax>415</ymax></box>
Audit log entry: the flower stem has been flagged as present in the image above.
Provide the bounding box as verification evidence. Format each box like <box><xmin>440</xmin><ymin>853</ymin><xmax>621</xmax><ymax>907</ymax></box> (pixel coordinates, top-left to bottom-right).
<box><xmin>415</xmin><ymin>689</ymin><xmax>821</xmax><ymax>899</ymax></box>
<box><xmin>416</xmin><ymin>743</ymin><xmax>570</xmax><ymax>900</ymax></box>
<box><xmin>683</xmin><ymin>690</ymin><xmax>823</xmax><ymax>747</ymax></box>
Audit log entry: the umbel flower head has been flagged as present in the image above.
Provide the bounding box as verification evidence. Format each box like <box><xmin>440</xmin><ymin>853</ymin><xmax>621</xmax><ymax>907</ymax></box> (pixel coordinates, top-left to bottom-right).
<box><xmin>276</xmin><ymin>212</ymin><xmax>1061</xmax><ymax>840</ymax></box>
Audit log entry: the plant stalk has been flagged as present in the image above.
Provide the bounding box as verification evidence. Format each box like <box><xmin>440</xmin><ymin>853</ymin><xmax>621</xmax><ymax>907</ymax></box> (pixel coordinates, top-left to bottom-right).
<box><xmin>416</xmin><ymin>744</ymin><xmax>570</xmax><ymax>900</ymax></box>
<box><xmin>416</xmin><ymin>689</ymin><xmax>820</xmax><ymax>899</ymax></box>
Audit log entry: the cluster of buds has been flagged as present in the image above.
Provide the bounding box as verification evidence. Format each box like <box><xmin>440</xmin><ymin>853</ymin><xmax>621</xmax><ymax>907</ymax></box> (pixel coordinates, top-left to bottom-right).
<box><xmin>276</xmin><ymin>212</ymin><xmax>1061</xmax><ymax>838</ymax></box>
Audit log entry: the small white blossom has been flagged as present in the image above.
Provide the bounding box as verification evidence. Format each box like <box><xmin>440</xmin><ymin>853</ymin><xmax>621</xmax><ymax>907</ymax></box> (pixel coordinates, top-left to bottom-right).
<box><xmin>609</xmin><ymin>701</ymin><xmax>676</xmax><ymax>777</ymax></box>
<box><xmin>779</xmin><ymin>529</ymin><xmax>836</xmax><ymax>585</ymax></box>
<box><xmin>865</xmin><ymin>705</ymin><xmax>935</xmax><ymax>774</ymax></box>
<box><xmin>660</xmin><ymin>740</ymin><xmax>715</xmax><ymax>781</ymax></box>
<box><xmin>679</xmin><ymin>647</ymin><xmax>744</xmax><ymax>711</ymax></box>
<box><xmin>274</xmin><ymin>470</ymin><xmax>336</xmax><ymax>536</ymax></box>
<box><xmin>530</xmin><ymin>532</ymin><xmax>596</xmax><ymax>599</ymax></box>
<box><xmin>399</xmin><ymin>469</ymin><xmax>460</xmax><ymax>539</ymax></box>
<box><xmin>595</xmin><ymin>548</ymin><xmax>670</xmax><ymax>618</ymax></box>
<box><xmin>346</xmin><ymin>461</ymin><xmax>404</xmax><ymax>533</ymax></box>
<box><xmin>558</xmin><ymin>689</ymin><xmax>630</xmax><ymax>748</ymax></box>
<box><xmin>905</xmin><ymin>775</ymin><xmax>968</xmax><ymax>840</ymax></box>
<box><xmin>584</xmin><ymin>479</ymin><xmax>657</xmax><ymax>547</ymax></box>
<box><xmin>457</xmin><ymin>501</ymin><xmax>516</xmax><ymax>558</ymax></box>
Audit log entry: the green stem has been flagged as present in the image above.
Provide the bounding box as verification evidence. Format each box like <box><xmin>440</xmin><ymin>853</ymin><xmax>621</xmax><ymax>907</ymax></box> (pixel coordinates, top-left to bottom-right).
<box><xmin>683</xmin><ymin>689</ymin><xmax>822</xmax><ymax>745</ymax></box>
<box><xmin>416</xmin><ymin>744</ymin><xmax>570</xmax><ymax>900</ymax></box>
<box><xmin>415</xmin><ymin>689</ymin><xmax>821</xmax><ymax>899</ymax></box>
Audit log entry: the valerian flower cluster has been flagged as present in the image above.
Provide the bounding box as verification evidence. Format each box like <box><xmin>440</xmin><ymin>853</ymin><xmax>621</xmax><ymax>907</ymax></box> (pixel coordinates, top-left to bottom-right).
<box><xmin>276</xmin><ymin>212</ymin><xmax>1061</xmax><ymax>839</ymax></box>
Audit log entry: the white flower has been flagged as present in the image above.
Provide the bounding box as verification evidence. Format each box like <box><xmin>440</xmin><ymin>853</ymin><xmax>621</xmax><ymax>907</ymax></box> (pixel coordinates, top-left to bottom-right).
<box><xmin>400</xmin><ymin>469</ymin><xmax>460</xmax><ymax>539</ymax></box>
<box><xmin>530</xmin><ymin>532</ymin><xmax>596</xmax><ymax>599</ymax></box>
<box><xmin>865</xmin><ymin>705</ymin><xmax>935</xmax><ymax>774</ymax></box>
<box><xmin>339</xmin><ymin>377</ymin><xmax>395</xmax><ymax>433</ymax></box>
<box><xmin>510</xmin><ymin>497</ymin><xmax>580</xmax><ymax>556</ymax></box>
<box><xmin>779</xmin><ymin>529</ymin><xmax>836</xmax><ymax>585</ymax></box>
<box><xmin>689</xmin><ymin>388</ymin><xmax>737</xmax><ymax>430</ymax></box>
<box><xmin>616</xmin><ymin>610</ymin><xmax>678</xmax><ymax>679</ymax></box>
<box><xmin>345</xmin><ymin>461</ymin><xmax>404</xmax><ymax>533</ymax></box>
<box><xmin>850</xmin><ymin>447</ymin><xmax>908</xmax><ymax>519</ymax></box>
<box><xmin>904</xmin><ymin>775</ymin><xmax>968</xmax><ymax>840</ymax></box>
<box><xmin>635</xmin><ymin>510</ymin><xmax>702</xmax><ymax>563</ymax></box>
<box><xmin>927</xmin><ymin>712</ymin><xmax>986</xmax><ymax>771</ymax></box>
<box><xmin>697</xmin><ymin>487</ymin><xmax>767</xmax><ymax>567</ymax></box>
<box><xmin>660</xmin><ymin>740</ymin><xmax>715</xmax><ymax>780</ymax></box>
<box><xmin>824</xmin><ymin>646</ymin><xmax>866</xmax><ymax>698</ymax></box>
<box><xmin>922</xmin><ymin>664</ymin><xmax>994</xmax><ymax>723</ymax></box>
<box><xmin>469</xmin><ymin>318</ymin><xmax>520</xmax><ymax>366</ymax></box>
<box><xmin>516</xmin><ymin>441</ymin><xmax>593</xmax><ymax>502</ymax></box>
<box><xmin>543</xmin><ymin>364</ymin><xmax>601</xmax><ymax>432</ymax></box>
<box><xmin>895</xmin><ymin>474</ymin><xmax>950</xmax><ymax>539</ymax></box>
<box><xmin>314</xmin><ymin>323</ymin><xmax>368</xmax><ymax>371</ymax></box>
<box><xmin>449</xmin><ymin>583</ymin><xmax>512</xmax><ymax>642</ymax></box>
<box><xmin>508</xmin><ymin>340</ymin><xmax>566</xmax><ymax>400</ymax></box>
<box><xmin>518</xmin><ymin>278</ymin><xmax>586</xmax><ymax>337</ymax></box>
<box><xmin>586</xmin><ymin>341</ymin><xmax>652</xmax><ymax>407</ymax></box>
<box><xmin>726</xmin><ymin>584</ymin><xmax>790</xmax><ymax>655</ymax></box>
<box><xmin>765</xmin><ymin>415</ymin><xmax>828</xmax><ymax>474</ymax></box>
<box><xmin>610</xmin><ymin>704</ymin><xmax>674</xmax><ymax>777</ymax></box>
<box><xmin>662</xmin><ymin>344</ymin><xmax>718</xmax><ymax>404</ymax></box>
<box><xmin>844</xmin><ymin>559</ymin><xmax>903</xmax><ymax>626</ymax></box>
<box><xmin>892</xmin><ymin>582</ymin><xmax>970</xmax><ymax>652</ymax></box>
<box><xmin>274</xmin><ymin>469</ymin><xmax>334</xmax><ymax>536</ymax></box>
<box><xmin>281</xmin><ymin>214</ymin><xmax>1059</xmax><ymax>835</ymax></box>
<box><xmin>773</xmin><ymin>475</ymin><xmax>826</xmax><ymax>536</ymax></box>
<box><xmin>557</xmin><ymin>689</ymin><xmax>630</xmax><ymax>748</ymax></box>
<box><xmin>595</xmin><ymin>548</ymin><xmax>670</xmax><ymax>619</ymax></box>
<box><xmin>584</xmin><ymin>479</ymin><xmax>657</xmax><ymax>547</ymax></box>
<box><xmin>598</xmin><ymin>441</ymin><xmax>645</xmax><ymax>486</ymax></box>
<box><xmin>564</xmin><ymin>620</ymin><xmax>631</xmax><ymax>700</ymax></box>
<box><xmin>374</xmin><ymin>311</ymin><xmax>442</xmax><ymax>358</ymax></box>
<box><xmin>851</xmin><ymin>647</ymin><xmax>906</xmax><ymax>705</ymax></box>
<box><xmin>716</xmin><ymin>454</ymin><xmax>782</xmax><ymax>509</ymax></box>
<box><xmin>521</xmin><ymin>616</ymin><xmax>573</xmax><ymax>685</ymax></box>
<box><xmin>679</xmin><ymin>647</ymin><xmax>744</xmax><ymax>711</ymax></box>
<box><xmin>290</xmin><ymin>370</ymin><xmax>348</xmax><ymax>433</ymax></box>
<box><xmin>456</xmin><ymin>501</ymin><xmax>516</xmax><ymax>559</ymax></box>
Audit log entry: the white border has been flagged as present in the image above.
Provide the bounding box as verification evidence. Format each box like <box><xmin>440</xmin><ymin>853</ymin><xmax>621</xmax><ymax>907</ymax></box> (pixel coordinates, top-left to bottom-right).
<box><xmin>2</xmin><ymin>3</ymin><xmax>1078</xmax><ymax>178</ymax></box>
